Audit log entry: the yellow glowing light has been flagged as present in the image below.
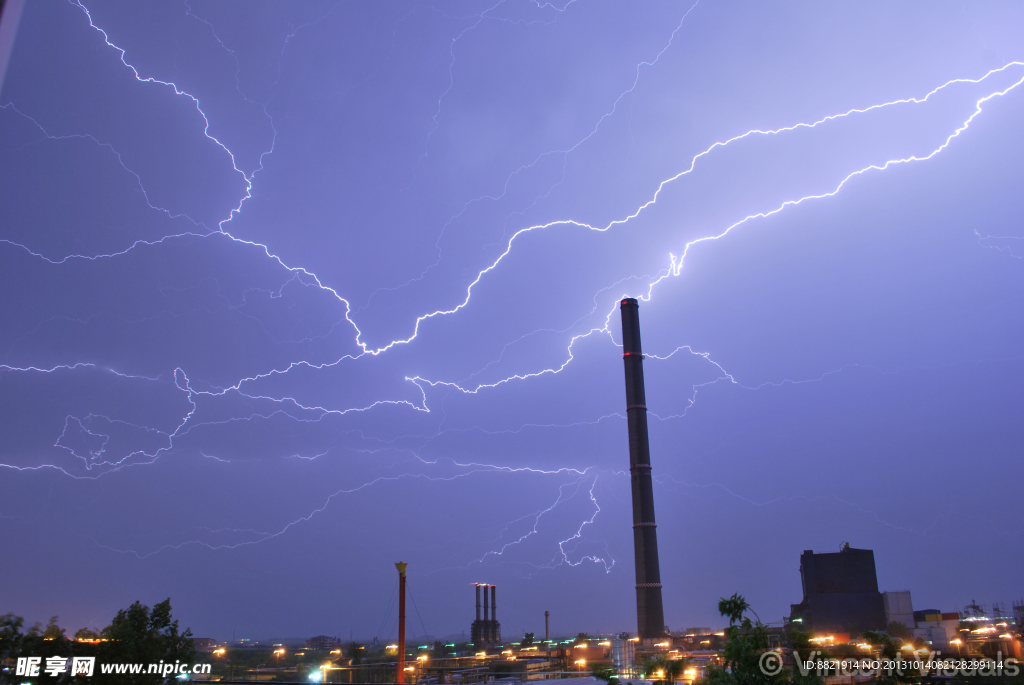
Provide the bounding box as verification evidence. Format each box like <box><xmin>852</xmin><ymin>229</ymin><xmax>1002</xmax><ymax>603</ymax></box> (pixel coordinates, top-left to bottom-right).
<box><xmin>714</xmin><ymin>632</ymin><xmax>725</xmax><ymax>637</ymax></box>
<box><xmin>274</xmin><ymin>648</ymin><xmax>286</xmax><ymax>655</ymax></box>
<box><xmin>574</xmin><ymin>644</ymin><xmax>588</xmax><ymax>648</ymax></box>
<box><xmin>476</xmin><ymin>652</ymin><xmax>486</xmax><ymax>658</ymax></box>
<box><xmin>950</xmin><ymin>639</ymin><xmax>962</xmax><ymax>645</ymax></box>
<box><xmin>502</xmin><ymin>650</ymin><xmax>513</xmax><ymax>655</ymax></box>
<box><xmin>599</xmin><ymin>641</ymin><xmax>611</xmax><ymax>647</ymax></box>
<box><xmin>901</xmin><ymin>645</ymin><xmax>914</xmax><ymax>651</ymax></box>
<box><xmin>575</xmin><ymin>659</ymin><xmax>587</xmax><ymax>666</ymax></box>
<box><xmin>1000</xmin><ymin>634</ymin><xmax>1013</xmax><ymax>639</ymax></box>
<box><xmin>654</xmin><ymin>641</ymin><xmax>669</xmax><ymax>647</ymax></box>
<box><xmin>331</xmin><ymin>649</ymin><xmax>341</xmax><ymax>654</ymax></box>
<box><xmin>404</xmin><ymin>667</ymin><xmax>415</xmax><ymax>672</ymax></box>
<box><xmin>629</xmin><ymin>637</ymin><xmax>640</xmax><ymax>642</ymax></box>
<box><xmin>417</xmin><ymin>656</ymin><xmax>429</xmax><ymax>661</ymax></box>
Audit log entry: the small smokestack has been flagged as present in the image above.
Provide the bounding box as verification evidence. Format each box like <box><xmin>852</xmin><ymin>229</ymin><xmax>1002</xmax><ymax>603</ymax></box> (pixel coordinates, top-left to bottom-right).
<box><xmin>544</xmin><ymin>610</ymin><xmax>549</xmax><ymax>641</ymax></box>
<box><xmin>483</xmin><ymin>583</ymin><xmax>489</xmax><ymax>624</ymax></box>
<box><xmin>396</xmin><ymin>562</ymin><xmax>408</xmax><ymax>685</ymax></box>
<box><xmin>491</xmin><ymin>585</ymin><xmax>497</xmax><ymax>621</ymax></box>
<box><xmin>475</xmin><ymin>584</ymin><xmax>481</xmax><ymax>622</ymax></box>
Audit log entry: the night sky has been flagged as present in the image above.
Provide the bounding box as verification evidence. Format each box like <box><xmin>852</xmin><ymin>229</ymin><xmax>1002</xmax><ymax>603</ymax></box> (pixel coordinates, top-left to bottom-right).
<box><xmin>2</xmin><ymin>1</ymin><xmax>1023</xmax><ymax>641</ymax></box>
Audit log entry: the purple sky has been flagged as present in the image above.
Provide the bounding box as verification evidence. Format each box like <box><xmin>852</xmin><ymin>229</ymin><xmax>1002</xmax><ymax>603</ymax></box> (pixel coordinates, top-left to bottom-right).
<box><xmin>2</xmin><ymin>0</ymin><xmax>1023</xmax><ymax>641</ymax></box>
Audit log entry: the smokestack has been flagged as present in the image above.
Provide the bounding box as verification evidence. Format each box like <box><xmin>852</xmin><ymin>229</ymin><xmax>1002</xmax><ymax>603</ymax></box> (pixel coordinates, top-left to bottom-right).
<box><xmin>490</xmin><ymin>585</ymin><xmax>496</xmax><ymax>622</ymax></box>
<box><xmin>483</xmin><ymin>583</ymin><xmax>489</xmax><ymax>625</ymax></box>
<box><xmin>619</xmin><ymin>298</ymin><xmax>666</xmax><ymax>641</ymax></box>
<box><xmin>476</xmin><ymin>584</ymin><xmax>481</xmax><ymax>622</ymax></box>
<box><xmin>396</xmin><ymin>562</ymin><xmax>408</xmax><ymax>684</ymax></box>
<box><xmin>544</xmin><ymin>610</ymin><xmax>549</xmax><ymax>641</ymax></box>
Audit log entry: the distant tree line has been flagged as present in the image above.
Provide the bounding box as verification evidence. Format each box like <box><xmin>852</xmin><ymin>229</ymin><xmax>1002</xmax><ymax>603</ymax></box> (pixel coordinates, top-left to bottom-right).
<box><xmin>0</xmin><ymin>598</ymin><xmax>194</xmax><ymax>684</ymax></box>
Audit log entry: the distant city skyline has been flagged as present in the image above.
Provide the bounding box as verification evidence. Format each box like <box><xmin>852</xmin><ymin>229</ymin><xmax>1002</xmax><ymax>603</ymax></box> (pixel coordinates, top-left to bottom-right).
<box><xmin>1</xmin><ymin>0</ymin><xmax>1022</xmax><ymax>639</ymax></box>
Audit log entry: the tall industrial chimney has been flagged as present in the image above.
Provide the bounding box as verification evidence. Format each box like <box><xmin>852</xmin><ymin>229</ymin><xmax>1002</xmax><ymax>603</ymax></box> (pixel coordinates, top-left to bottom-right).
<box><xmin>490</xmin><ymin>585</ymin><xmax>496</xmax><ymax>622</ymax></box>
<box><xmin>619</xmin><ymin>298</ymin><xmax>666</xmax><ymax>641</ymax></box>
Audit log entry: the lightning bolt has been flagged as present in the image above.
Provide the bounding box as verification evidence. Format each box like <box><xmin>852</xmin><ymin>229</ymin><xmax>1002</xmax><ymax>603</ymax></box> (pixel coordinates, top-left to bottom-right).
<box><xmin>2</xmin><ymin>0</ymin><xmax>1021</xmax><ymax>576</ymax></box>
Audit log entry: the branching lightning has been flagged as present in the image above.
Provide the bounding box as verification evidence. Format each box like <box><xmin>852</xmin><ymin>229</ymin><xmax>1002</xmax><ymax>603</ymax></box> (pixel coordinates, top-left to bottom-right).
<box><xmin>2</xmin><ymin>0</ymin><xmax>1021</xmax><ymax>575</ymax></box>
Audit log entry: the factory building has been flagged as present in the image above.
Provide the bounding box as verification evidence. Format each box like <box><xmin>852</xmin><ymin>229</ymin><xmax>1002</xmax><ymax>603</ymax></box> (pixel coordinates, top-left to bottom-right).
<box><xmin>788</xmin><ymin>544</ymin><xmax>887</xmax><ymax>636</ymax></box>
<box><xmin>882</xmin><ymin>590</ymin><xmax>915</xmax><ymax>629</ymax></box>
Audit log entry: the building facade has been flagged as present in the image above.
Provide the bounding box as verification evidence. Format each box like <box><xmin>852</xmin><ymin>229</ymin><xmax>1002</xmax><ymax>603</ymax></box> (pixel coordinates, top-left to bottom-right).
<box><xmin>788</xmin><ymin>544</ymin><xmax>887</xmax><ymax>636</ymax></box>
